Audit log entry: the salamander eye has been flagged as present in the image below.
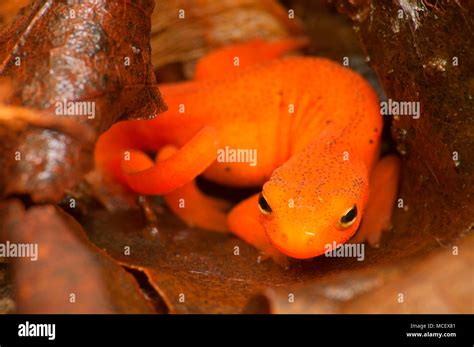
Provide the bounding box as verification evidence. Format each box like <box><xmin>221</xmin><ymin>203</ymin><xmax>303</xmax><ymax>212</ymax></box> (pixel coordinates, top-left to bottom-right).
<box><xmin>339</xmin><ymin>205</ymin><xmax>357</xmax><ymax>229</ymax></box>
<box><xmin>258</xmin><ymin>193</ymin><xmax>272</xmax><ymax>215</ymax></box>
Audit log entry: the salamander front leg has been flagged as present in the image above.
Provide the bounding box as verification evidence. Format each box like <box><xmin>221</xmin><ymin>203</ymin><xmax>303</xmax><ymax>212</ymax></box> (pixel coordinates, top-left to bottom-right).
<box><xmin>350</xmin><ymin>155</ymin><xmax>401</xmax><ymax>247</ymax></box>
<box><xmin>228</xmin><ymin>194</ymin><xmax>289</xmax><ymax>268</ymax></box>
<box><xmin>156</xmin><ymin>145</ymin><xmax>231</xmax><ymax>233</ymax></box>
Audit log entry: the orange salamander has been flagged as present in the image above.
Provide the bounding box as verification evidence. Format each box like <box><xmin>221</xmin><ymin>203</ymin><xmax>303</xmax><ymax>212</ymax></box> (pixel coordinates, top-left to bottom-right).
<box><xmin>95</xmin><ymin>39</ymin><xmax>400</xmax><ymax>263</ymax></box>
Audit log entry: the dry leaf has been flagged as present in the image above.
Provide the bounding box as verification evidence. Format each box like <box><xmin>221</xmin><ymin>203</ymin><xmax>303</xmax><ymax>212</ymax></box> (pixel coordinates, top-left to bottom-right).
<box><xmin>0</xmin><ymin>0</ymin><xmax>166</xmax><ymax>202</ymax></box>
<box><xmin>82</xmin><ymin>203</ymin><xmax>469</xmax><ymax>313</ymax></box>
<box><xmin>246</xmin><ymin>235</ymin><xmax>474</xmax><ymax>313</ymax></box>
<box><xmin>0</xmin><ymin>200</ymin><xmax>156</xmax><ymax>313</ymax></box>
<box><xmin>332</xmin><ymin>0</ymin><xmax>474</xmax><ymax>248</ymax></box>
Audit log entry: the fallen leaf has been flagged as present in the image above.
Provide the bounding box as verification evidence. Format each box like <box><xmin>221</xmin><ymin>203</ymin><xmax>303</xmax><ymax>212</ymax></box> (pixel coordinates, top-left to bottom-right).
<box><xmin>0</xmin><ymin>200</ymin><xmax>156</xmax><ymax>313</ymax></box>
<box><xmin>81</xmin><ymin>202</ymin><xmax>468</xmax><ymax>313</ymax></box>
<box><xmin>245</xmin><ymin>234</ymin><xmax>474</xmax><ymax>313</ymax></box>
<box><xmin>333</xmin><ymin>0</ymin><xmax>474</xmax><ymax>252</ymax></box>
<box><xmin>0</xmin><ymin>0</ymin><xmax>166</xmax><ymax>202</ymax></box>
<box><xmin>0</xmin><ymin>263</ymin><xmax>14</xmax><ymax>314</ymax></box>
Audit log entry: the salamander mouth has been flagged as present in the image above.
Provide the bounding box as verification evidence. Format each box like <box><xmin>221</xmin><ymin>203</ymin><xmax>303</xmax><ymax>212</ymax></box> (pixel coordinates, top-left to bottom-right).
<box><xmin>262</xmin><ymin>224</ymin><xmax>315</xmax><ymax>259</ymax></box>
<box><xmin>263</xmin><ymin>216</ymin><xmax>362</xmax><ymax>260</ymax></box>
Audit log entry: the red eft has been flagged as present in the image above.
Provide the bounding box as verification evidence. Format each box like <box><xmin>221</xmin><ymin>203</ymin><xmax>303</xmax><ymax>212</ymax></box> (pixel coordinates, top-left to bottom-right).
<box><xmin>95</xmin><ymin>39</ymin><xmax>400</xmax><ymax>264</ymax></box>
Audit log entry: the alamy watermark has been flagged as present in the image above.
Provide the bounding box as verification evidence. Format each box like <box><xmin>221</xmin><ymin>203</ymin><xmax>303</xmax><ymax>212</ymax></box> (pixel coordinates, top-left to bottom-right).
<box><xmin>55</xmin><ymin>99</ymin><xmax>95</xmax><ymax>119</ymax></box>
<box><xmin>380</xmin><ymin>98</ymin><xmax>420</xmax><ymax>119</ymax></box>
<box><xmin>217</xmin><ymin>146</ymin><xmax>257</xmax><ymax>167</ymax></box>
<box><xmin>18</xmin><ymin>321</ymin><xmax>55</xmax><ymax>341</ymax></box>
<box><xmin>0</xmin><ymin>241</ymin><xmax>38</xmax><ymax>261</ymax></box>
<box><xmin>324</xmin><ymin>241</ymin><xmax>365</xmax><ymax>261</ymax></box>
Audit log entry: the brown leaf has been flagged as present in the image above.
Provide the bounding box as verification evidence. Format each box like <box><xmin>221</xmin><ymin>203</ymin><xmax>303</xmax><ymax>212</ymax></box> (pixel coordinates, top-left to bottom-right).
<box><xmin>0</xmin><ymin>0</ymin><xmax>166</xmax><ymax>202</ymax></box>
<box><xmin>288</xmin><ymin>0</ymin><xmax>363</xmax><ymax>60</ymax></box>
<box><xmin>246</xmin><ymin>235</ymin><xmax>474</xmax><ymax>313</ymax></box>
<box><xmin>83</xmin><ymin>208</ymin><xmax>290</xmax><ymax>313</ymax></box>
<box><xmin>0</xmin><ymin>263</ymin><xmax>14</xmax><ymax>314</ymax></box>
<box><xmin>332</xmin><ymin>0</ymin><xmax>474</xmax><ymax>251</ymax></box>
<box><xmin>338</xmin><ymin>235</ymin><xmax>474</xmax><ymax>313</ymax></box>
<box><xmin>81</xmin><ymin>203</ymin><xmax>469</xmax><ymax>313</ymax></box>
<box><xmin>0</xmin><ymin>200</ymin><xmax>156</xmax><ymax>313</ymax></box>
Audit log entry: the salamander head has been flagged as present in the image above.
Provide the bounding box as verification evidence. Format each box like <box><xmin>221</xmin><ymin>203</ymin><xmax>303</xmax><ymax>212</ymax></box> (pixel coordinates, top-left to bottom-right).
<box><xmin>258</xmin><ymin>155</ymin><xmax>369</xmax><ymax>259</ymax></box>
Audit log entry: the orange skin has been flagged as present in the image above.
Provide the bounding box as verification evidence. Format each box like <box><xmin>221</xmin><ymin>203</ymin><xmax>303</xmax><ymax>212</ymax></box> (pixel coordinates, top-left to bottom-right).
<box><xmin>95</xmin><ymin>39</ymin><xmax>400</xmax><ymax>263</ymax></box>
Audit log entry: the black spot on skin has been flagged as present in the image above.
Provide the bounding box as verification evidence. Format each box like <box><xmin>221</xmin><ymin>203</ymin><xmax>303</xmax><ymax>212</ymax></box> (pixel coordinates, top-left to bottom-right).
<box><xmin>369</xmin><ymin>139</ymin><xmax>374</xmax><ymax>144</ymax></box>
<box><xmin>225</xmin><ymin>166</ymin><xmax>231</xmax><ymax>172</ymax></box>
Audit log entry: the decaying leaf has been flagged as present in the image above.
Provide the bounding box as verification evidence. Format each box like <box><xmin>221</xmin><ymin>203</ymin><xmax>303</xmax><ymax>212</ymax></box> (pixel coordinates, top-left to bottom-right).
<box><xmin>332</xmin><ymin>0</ymin><xmax>474</xmax><ymax>248</ymax></box>
<box><xmin>0</xmin><ymin>263</ymin><xmax>14</xmax><ymax>314</ymax></box>
<box><xmin>83</xmin><ymin>208</ymin><xmax>289</xmax><ymax>313</ymax></box>
<box><xmin>288</xmin><ymin>0</ymin><xmax>363</xmax><ymax>60</ymax></box>
<box><xmin>337</xmin><ymin>235</ymin><xmax>474</xmax><ymax>314</ymax></box>
<box><xmin>81</xmin><ymin>203</ymin><xmax>470</xmax><ymax>313</ymax></box>
<box><xmin>0</xmin><ymin>200</ymin><xmax>156</xmax><ymax>313</ymax></box>
<box><xmin>0</xmin><ymin>0</ymin><xmax>166</xmax><ymax>202</ymax></box>
<box><xmin>245</xmin><ymin>234</ymin><xmax>474</xmax><ymax>313</ymax></box>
